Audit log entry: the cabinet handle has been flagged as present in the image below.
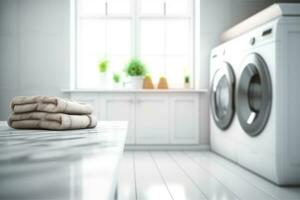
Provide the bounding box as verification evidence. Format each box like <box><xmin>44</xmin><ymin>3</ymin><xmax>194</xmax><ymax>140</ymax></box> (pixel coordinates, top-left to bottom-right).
<box><xmin>129</xmin><ymin>99</ymin><xmax>134</xmax><ymax>104</ymax></box>
<box><xmin>105</xmin><ymin>1</ymin><xmax>108</xmax><ymax>16</ymax></box>
<box><xmin>136</xmin><ymin>99</ymin><xmax>141</xmax><ymax>104</ymax></box>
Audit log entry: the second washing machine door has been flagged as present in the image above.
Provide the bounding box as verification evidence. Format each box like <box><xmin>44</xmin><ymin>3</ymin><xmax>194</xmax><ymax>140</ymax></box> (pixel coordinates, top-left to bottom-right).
<box><xmin>210</xmin><ymin>62</ymin><xmax>235</xmax><ymax>130</ymax></box>
<box><xmin>236</xmin><ymin>53</ymin><xmax>272</xmax><ymax>136</ymax></box>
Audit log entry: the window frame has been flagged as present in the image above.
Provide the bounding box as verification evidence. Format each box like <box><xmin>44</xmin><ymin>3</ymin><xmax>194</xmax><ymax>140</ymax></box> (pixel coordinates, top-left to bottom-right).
<box><xmin>72</xmin><ymin>0</ymin><xmax>195</xmax><ymax>89</ymax></box>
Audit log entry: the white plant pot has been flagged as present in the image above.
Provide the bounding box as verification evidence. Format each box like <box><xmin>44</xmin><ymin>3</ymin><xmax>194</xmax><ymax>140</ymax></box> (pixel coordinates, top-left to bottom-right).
<box><xmin>131</xmin><ymin>76</ymin><xmax>144</xmax><ymax>89</ymax></box>
<box><xmin>99</xmin><ymin>73</ymin><xmax>109</xmax><ymax>89</ymax></box>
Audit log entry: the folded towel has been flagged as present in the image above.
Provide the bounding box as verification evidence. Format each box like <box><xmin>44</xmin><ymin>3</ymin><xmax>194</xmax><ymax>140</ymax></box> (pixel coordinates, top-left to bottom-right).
<box><xmin>11</xmin><ymin>96</ymin><xmax>93</xmax><ymax>114</ymax></box>
<box><xmin>8</xmin><ymin>112</ymin><xmax>97</xmax><ymax>130</ymax></box>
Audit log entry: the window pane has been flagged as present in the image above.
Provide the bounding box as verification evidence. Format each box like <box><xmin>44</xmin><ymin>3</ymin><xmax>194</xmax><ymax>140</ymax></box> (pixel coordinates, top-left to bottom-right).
<box><xmin>166</xmin><ymin>56</ymin><xmax>189</xmax><ymax>88</ymax></box>
<box><xmin>140</xmin><ymin>20</ymin><xmax>164</xmax><ymax>55</ymax></box>
<box><xmin>78</xmin><ymin>0</ymin><xmax>105</xmax><ymax>16</ymax></box>
<box><xmin>140</xmin><ymin>0</ymin><xmax>164</xmax><ymax>15</ymax></box>
<box><xmin>141</xmin><ymin>55</ymin><xmax>164</xmax><ymax>85</ymax></box>
<box><xmin>78</xmin><ymin>19</ymin><xmax>106</xmax><ymax>88</ymax></box>
<box><xmin>76</xmin><ymin>0</ymin><xmax>194</xmax><ymax>89</ymax></box>
<box><xmin>107</xmin><ymin>20</ymin><xmax>131</xmax><ymax>55</ymax></box>
<box><xmin>79</xmin><ymin>19</ymin><xmax>106</xmax><ymax>56</ymax></box>
<box><xmin>107</xmin><ymin>55</ymin><xmax>130</xmax><ymax>74</ymax></box>
<box><xmin>165</xmin><ymin>19</ymin><xmax>190</xmax><ymax>55</ymax></box>
<box><xmin>108</xmin><ymin>0</ymin><xmax>131</xmax><ymax>15</ymax></box>
<box><xmin>77</xmin><ymin>54</ymin><xmax>100</xmax><ymax>88</ymax></box>
<box><xmin>166</xmin><ymin>0</ymin><xmax>189</xmax><ymax>16</ymax></box>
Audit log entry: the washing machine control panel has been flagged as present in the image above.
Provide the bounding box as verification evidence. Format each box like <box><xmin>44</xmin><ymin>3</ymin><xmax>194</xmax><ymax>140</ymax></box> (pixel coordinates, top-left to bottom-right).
<box><xmin>247</xmin><ymin>27</ymin><xmax>273</xmax><ymax>47</ymax></box>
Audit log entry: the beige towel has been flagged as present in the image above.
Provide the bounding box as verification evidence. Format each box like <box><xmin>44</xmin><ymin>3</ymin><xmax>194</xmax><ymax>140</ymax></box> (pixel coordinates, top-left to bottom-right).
<box><xmin>8</xmin><ymin>112</ymin><xmax>97</xmax><ymax>130</ymax></box>
<box><xmin>11</xmin><ymin>96</ymin><xmax>93</xmax><ymax>114</ymax></box>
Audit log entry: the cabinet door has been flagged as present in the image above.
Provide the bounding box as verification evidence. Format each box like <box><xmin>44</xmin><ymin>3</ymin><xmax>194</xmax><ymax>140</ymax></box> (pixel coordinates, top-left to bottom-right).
<box><xmin>135</xmin><ymin>94</ymin><xmax>169</xmax><ymax>144</ymax></box>
<box><xmin>101</xmin><ymin>94</ymin><xmax>135</xmax><ymax>144</ymax></box>
<box><xmin>70</xmin><ymin>93</ymin><xmax>100</xmax><ymax>118</ymax></box>
<box><xmin>170</xmin><ymin>94</ymin><xmax>199</xmax><ymax>144</ymax></box>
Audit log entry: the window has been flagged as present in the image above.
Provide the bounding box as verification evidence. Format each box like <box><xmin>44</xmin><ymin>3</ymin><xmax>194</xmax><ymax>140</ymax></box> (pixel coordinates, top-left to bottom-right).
<box><xmin>75</xmin><ymin>0</ymin><xmax>194</xmax><ymax>89</ymax></box>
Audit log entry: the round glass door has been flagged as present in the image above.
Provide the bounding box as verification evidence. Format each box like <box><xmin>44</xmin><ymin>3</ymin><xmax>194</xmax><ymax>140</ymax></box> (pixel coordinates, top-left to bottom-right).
<box><xmin>236</xmin><ymin>53</ymin><xmax>272</xmax><ymax>136</ymax></box>
<box><xmin>210</xmin><ymin>62</ymin><xmax>235</xmax><ymax>130</ymax></box>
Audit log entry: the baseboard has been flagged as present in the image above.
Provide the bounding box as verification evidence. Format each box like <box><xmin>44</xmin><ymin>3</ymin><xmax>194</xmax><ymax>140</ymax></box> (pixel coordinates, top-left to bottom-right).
<box><xmin>124</xmin><ymin>144</ymin><xmax>210</xmax><ymax>151</ymax></box>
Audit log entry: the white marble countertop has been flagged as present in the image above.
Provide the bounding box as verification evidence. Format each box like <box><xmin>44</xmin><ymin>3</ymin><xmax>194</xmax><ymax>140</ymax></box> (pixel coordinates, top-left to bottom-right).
<box><xmin>62</xmin><ymin>88</ymin><xmax>208</xmax><ymax>93</ymax></box>
<box><xmin>0</xmin><ymin>121</ymin><xmax>127</xmax><ymax>200</ymax></box>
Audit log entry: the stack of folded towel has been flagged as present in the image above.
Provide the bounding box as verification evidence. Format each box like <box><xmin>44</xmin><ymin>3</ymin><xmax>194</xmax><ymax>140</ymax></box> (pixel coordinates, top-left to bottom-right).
<box><xmin>8</xmin><ymin>96</ymin><xmax>97</xmax><ymax>130</ymax></box>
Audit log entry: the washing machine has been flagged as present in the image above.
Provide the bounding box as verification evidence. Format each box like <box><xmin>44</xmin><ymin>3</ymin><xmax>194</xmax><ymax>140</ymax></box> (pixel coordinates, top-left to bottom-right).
<box><xmin>232</xmin><ymin>4</ymin><xmax>300</xmax><ymax>185</ymax></box>
<box><xmin>209</xmin><ymin>39</ymin><xmax>244</xmax><ymax>162</ymax></box>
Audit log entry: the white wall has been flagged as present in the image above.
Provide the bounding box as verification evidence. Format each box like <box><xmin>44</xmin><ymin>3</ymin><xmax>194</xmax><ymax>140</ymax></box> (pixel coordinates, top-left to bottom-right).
<box><xmin>0</xmin><ymin>0</ymin><xmax>70</xmax><ymax>120</ymax></box>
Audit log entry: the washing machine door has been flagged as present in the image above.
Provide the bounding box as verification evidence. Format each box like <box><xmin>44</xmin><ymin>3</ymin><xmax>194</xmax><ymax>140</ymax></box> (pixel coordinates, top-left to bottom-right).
<box><xmin>236</xmin><ymin>53</ymin><xmax>272</xmax><ymax>136</ymax></box>
<box><xmin>210</xmin><ymin>62</ymin><xmax>235</xmax><ymax>130</ymax></box>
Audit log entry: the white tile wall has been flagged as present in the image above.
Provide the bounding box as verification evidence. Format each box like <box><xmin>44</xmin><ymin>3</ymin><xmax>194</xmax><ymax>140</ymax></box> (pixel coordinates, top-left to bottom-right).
<box><xmin>0</xmin><ymin>0</ymin><xmax>18</xmax><ymax>36</ymax></box>
<box><xmin>198</xmin><ymin>0</ymin><xmax>275</xmax><ymax>89</ymax></box>
<box><xmin>0</xmin><ymin>35</ymin><xmax>19</xmax><ymax>90</ymax></box>
<box><xmin>0</xmin><ymin>0</ymin><xmax>70</xmax><ymax>120</ymax></box>
<box><xmin>200</xmin><ymin>0</ymin><xmax>232</xmax><ymax>34</ymax></box>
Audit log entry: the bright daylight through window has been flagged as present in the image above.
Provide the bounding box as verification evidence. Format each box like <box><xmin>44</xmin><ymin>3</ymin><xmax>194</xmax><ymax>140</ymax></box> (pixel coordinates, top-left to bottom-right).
<box><xmin>75</xmin><ymin>0</ymin><xmax>194</xmax><ymax>89</ymax></box>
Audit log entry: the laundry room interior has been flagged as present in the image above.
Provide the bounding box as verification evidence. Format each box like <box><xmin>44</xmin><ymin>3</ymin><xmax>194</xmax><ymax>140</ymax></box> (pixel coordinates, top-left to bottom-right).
<box><xmin>1</xmin><ymin>0</ymin><xmax>300</xmax><ymax>199</ymax></box>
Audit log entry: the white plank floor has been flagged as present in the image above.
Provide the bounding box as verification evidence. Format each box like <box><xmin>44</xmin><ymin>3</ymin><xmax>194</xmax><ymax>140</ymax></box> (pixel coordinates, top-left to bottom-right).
<box><xmin>118</xmin><ymin>151</ymin><xmax>300</xmax><ymax>200</ymax></box>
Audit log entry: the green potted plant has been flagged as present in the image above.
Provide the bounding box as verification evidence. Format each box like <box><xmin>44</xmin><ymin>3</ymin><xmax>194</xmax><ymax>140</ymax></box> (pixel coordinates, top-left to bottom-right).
<box><xmin>112</xmin><ymin>73</ymin><xmax>121</xmax><ymax>89</ymax></box>
<box><xmin>98</xmin><ymin>59</ymin><xmax>109</xmax><ymax>88</ymax></box>
<box><xmin>124</xmin><ymin>58</ymin><xmax>147</xmax><ymax>89</ymax></box>
<box><xmin>184</xmin><ymin>75</ymin><xmax>191</xmax><ymax>89</ymax></box>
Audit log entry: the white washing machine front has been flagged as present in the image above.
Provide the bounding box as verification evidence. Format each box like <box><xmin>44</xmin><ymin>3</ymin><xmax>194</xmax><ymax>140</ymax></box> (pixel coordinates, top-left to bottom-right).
<box><xmin>234</xmin><ymin>19</ymin><xmax>282</xmax><ymax>184</ymax></box>
<box><xmin>235</xmin><ymin>17</ymin><xmax>300</xmax><ymax>185</ymax></box>
<box><xmin>209</xmin><ymin>40</ymin><xmax>243</xmax><ymax>162</ymax></box>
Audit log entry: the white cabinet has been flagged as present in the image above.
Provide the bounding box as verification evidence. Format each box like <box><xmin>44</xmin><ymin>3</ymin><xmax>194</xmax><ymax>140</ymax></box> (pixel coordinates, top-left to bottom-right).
<box><xmin>70</xmin><ymin>93</ymin><xmax>100</xmax><ymax>118</ymax></box>
<box><xmin>100</xmin><ymin>94</ymin><xmax>135</xmax><ymax>144</ymax></box>
<box><xmin>170</xmin><ymin>94</ymin><xmax>199</xmax><ymax>144</ymax></box>
<box><xmin>135</xmin><ymin>94</ymin><xmax>169</xmax><ymax>144</ymax></box>
<box><xmin>69</xmin><ymin>91</ymin><xmax>201</xmax><ymax>145</ymax></box>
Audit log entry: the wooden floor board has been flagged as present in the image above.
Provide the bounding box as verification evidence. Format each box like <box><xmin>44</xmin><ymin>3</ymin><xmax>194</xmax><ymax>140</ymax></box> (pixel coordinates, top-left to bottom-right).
<box><xmin>185</xmin><ymin>151</ymin><xmax>276</xmax><ymax>200</ymax></box>
<box><xmin>150</xmin><ymin>151</ymin><xmax>207</xmax><ymax>200</ymax></box>
<box><xmin>118</xmin><ymin>151</ymin><xmax>137</xmax><ymax>200</ymax></box>
<box><xmin>202</xmin><ymin>151</ymin><xmax>300</xmax><ymax>200</ymax></box>
<box><xmin>169</xmin><ymin>151</ymin><xmax>240</xmax><ymax>200</ymax></box>
<box><xmin>117</xmin><ymin>151</ymin><xmax>300</xmax><ymax>200</ymax></box>
<box><xmin>134</xmin><ymin>151</ymin><xmax>173</xmax><ymax>200</ymax></box>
